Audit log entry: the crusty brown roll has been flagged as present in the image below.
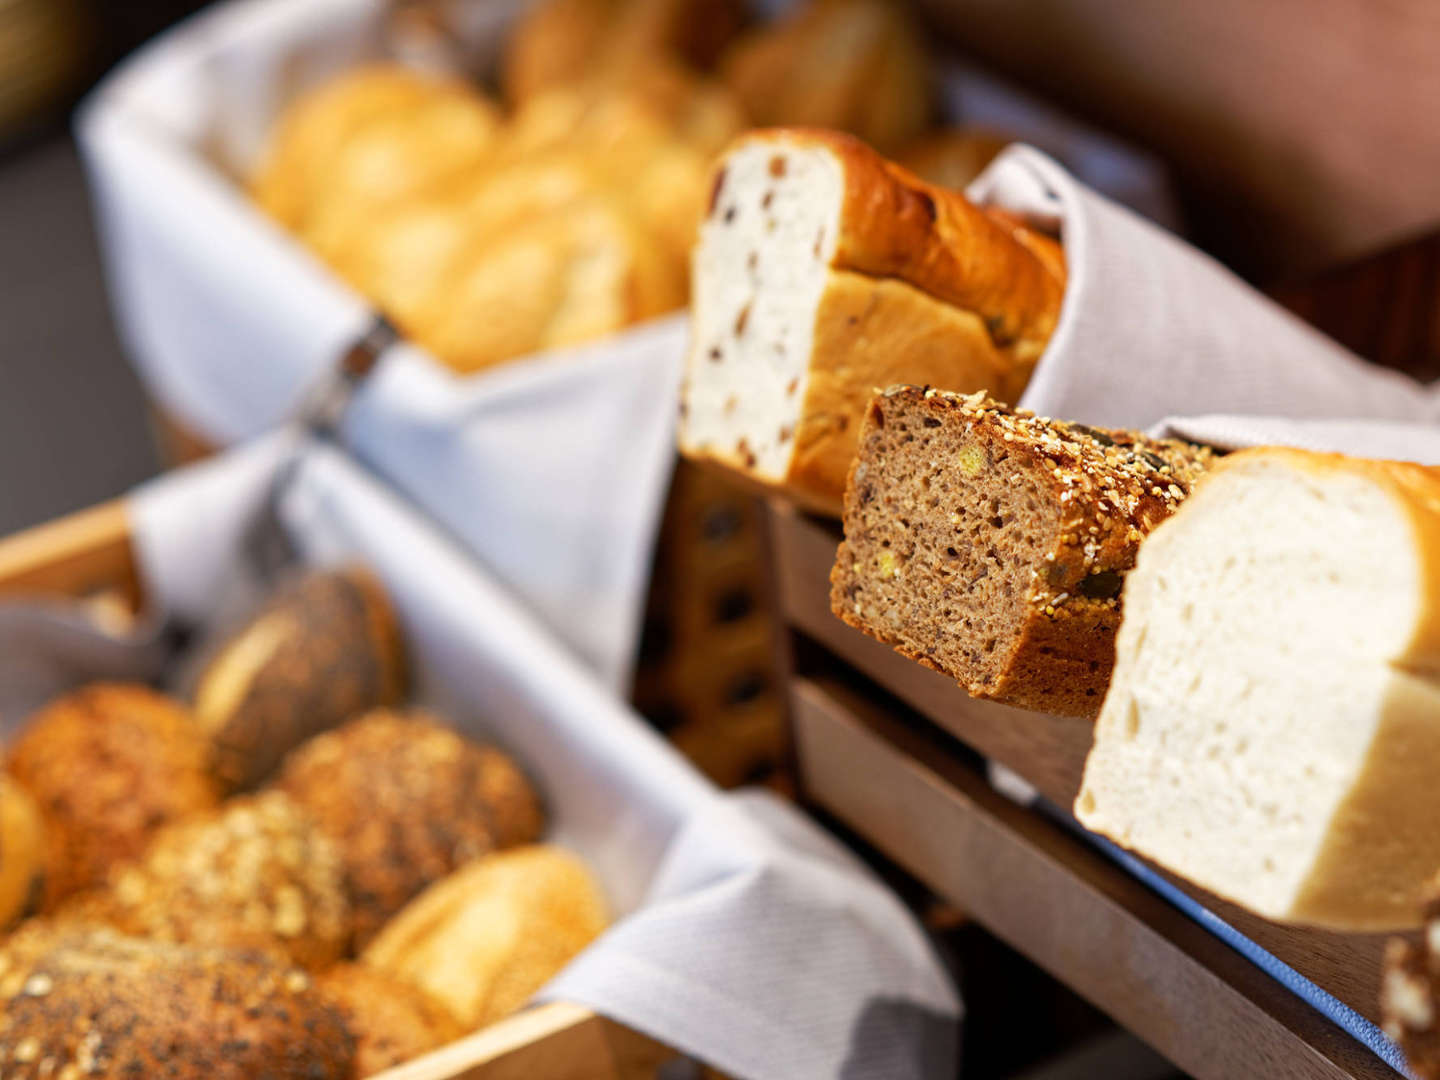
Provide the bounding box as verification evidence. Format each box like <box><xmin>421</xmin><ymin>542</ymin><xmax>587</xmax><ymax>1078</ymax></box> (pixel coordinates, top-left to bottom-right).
<box><xmin>719</xmin><ymin>0</ymin><xmax>933</xmax><ymax>152</ymax></box>
<box><xmin>896</xmin><ymin>128</ymin><xmax>1011</xmax><ymax>192</ymax></box>
<box><xmin>0</xmin><ymin>927</ymin><xmax>354</xmax><ymax>1080</ymax></box>
<box><xmin>83</xmin><ymin>791</ymin><xmax>351</xmax><ymax>969</ymax></box>
<box><xmin>679</xmin><ymin>128</ymin><xmax>1066</xmax><ymax>514</ymax></box>
<box><xmin>363</xmin><ymin>845</ymin><xmax>608</xmax><ymax>1029</ymax></box>
<box><xmin>318</xmin><ymin>963</ymin><xmax>462</xmax><ymax>1076</ymax></box>
<box><xmin>275</xmin><ymin>709</ymin><xmax>543</xmax><ymax>947</ymax></box>
<box><xmin>6</xmin><ymin>683</ymin><xmax>220</xmax><ymax>908</ymax></box>
<box><xmin>501</xmin><ymin>0</ymin><xmax>746</xmax><ymax>107</ymax></box>
<box><xmin>0</xmin><ymin>778</ymin><xmax>46</xmax><ymax>930</ymax></box>
<box><xmin>193</xmin><ymin>566</ymin><xmax>405</xmax><ymax>790</ymax></box>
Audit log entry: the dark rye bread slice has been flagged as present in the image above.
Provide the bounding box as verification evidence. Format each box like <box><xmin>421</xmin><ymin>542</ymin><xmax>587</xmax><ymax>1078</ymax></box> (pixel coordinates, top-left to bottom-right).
<box><xmin>830</xmin><ymin>387</ymin><xmax>1213</xmax><ymax>718</ymax></box>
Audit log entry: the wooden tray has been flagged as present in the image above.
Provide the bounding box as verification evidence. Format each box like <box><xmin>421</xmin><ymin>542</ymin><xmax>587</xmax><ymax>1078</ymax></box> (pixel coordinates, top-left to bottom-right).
<box><xmin>766</xmin><ymin>498</ymin><xmax>1406</xmax><ymax>1080</ymax></box>
<box><xmin>0</xmin><ymin>500</ymin><xmax>680</xmax><ymax>1080</ymax></box>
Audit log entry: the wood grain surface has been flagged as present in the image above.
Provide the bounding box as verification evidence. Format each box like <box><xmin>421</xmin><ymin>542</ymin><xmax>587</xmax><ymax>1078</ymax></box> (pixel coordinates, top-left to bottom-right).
<box><xmin>768</xmin><ymin>498</ymin><xmax>1408</xmax><ymax>1052</ymax></box>
<box><xmin>791</xmin><ymin>674</ymin><xmax>1402</xmax><ymax>1079</ymax></box>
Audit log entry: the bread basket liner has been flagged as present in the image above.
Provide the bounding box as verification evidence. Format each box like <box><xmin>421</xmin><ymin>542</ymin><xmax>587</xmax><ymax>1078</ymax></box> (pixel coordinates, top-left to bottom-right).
<box><xmin>73</xmin><ymin>0</ymin><xmax>1177</xmax><ymax>697</ymax></box>
<box><xmin>0</xmin><ymin>432</ymin><xmax>960</xmax><ymax>1080</ymax></box>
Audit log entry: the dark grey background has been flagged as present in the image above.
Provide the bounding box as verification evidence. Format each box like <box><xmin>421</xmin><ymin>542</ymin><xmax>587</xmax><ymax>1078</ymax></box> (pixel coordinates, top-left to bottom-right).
<box><xmin>0</xmin><ymin>134</ymin><xmax>159</xmax><ymax>533</ymax></box>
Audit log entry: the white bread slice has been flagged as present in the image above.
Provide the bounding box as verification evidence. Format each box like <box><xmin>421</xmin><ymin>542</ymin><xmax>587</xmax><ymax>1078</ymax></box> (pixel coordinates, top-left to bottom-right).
<box><xmin>678</xmin><ymin>128</ymin><xmax>1064</xmax><ymax>515</ymax></box>
<box><xmin>1076</xmin><ymin>447</ymin><xmax>1440</xmax><ymax>930</ymax></box>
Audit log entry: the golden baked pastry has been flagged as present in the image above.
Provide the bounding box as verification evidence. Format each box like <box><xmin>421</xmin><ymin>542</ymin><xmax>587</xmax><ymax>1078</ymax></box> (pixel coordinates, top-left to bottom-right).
<box><xmin>719</xmin><ymin>0</ymin><xmax>934</xmax><ymax>151</ymax></box>
<box><xmin>501</xmin><ymin>0</ymin><xmax>746</xmax><ymax>106</ymax></box>
<box><xmin>86</xmin><ymin>791</ymin><xmax>351</xmax><ymax>969</ymax></box>
<box><xmin>318</xmin><ymin>963</ymin><xmax>462</xmax><ymax>1076</ymax></box>
<box><xmin>193</xmin><ymin>566</ymin><xmax>405</xmax><ymax>790</ymax></box>
<box><xmin>0</xmin><ymin>927</ymin><xmax>354</xmax><ymax>1080</ymax></box>
<box><xmin>275</xmin><ymin>709</ymin><xmax>543</xmax><ymax>946</ymax></box>
<box><xmin>6</xmin><ymin>683</ymin><xmax>220</xmax><ymax>908</ymax></box>
<box><xmin>252</xmin><ymin>65</ymin><xmax>501</xmax><ymax>260</ymax></box>
<box><xmin>896</xmin><ymin>128</ymin><xmax>1011</xmax><ymax>191</ymax></box>
<box><xmin>0</xmin><ymin>778</ymin><xmax>46</xmax><ymax>930</ymax></box>
<box><xmin>363</xmin><ymin>845</ymin><xmax>609</xmax><ymax>1028</ymax></box>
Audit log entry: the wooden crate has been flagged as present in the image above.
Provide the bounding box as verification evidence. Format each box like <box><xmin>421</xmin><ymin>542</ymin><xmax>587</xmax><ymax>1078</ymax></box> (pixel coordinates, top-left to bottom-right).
<box><xmin>766</xmin><ymin>499</ymin><xmax>1407</xmax><ymax>1080</ymax></box>
<box><xmin>0</xmin><ymin>500</ymin><xmax>682</xmax><ymax>1080</ymax></box>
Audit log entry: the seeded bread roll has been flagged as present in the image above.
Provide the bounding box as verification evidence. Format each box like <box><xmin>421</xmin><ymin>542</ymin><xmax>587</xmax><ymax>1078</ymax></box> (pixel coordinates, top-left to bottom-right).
<box><xmin>7</xmin><ymin>684</ymin><xmax>220</xmax><ymax>908</ymax></box>
<box><xmin>276</xmin><ymin>709</ymin><xmax>543</xmax><ymax>947</ymax></box>
<box><xmin>0</xmin><ymin>927</ymin><xmax>354</xmax><ymax>1080</ymax></box>
<box><xmin>1077</xmin><ymin>448</ymin><xmax>1440</xmax><ymax>930</ymax></box>
<box><xmin>85</xmin><ymin>791</ymin><xmax>351</xmax><ymax>969</ymax></box>
<box><xmin>719</xmin><ymin>0</ymin><xmax>933</xmax><ymax>152</ymax></box>
<box><xmin>679</xmin><ymin>129</ymin><xmax>1065</xmax><ymax>515</ymax></box>
<box><xmin>193</xmin><ymin>567</ymin><xmax>405</xmax><ymax>790</ymax></box>
<box><xmin>0</xmin><ymin>779</ymin><xmax>46</xmax><ymax>930</ymax></box>
<box><xmin>831</xmin><ymin>389</ymin><xmax>1212</xmax><ymax>718</ymax></box>
<box><xmin>363</xmin><ymin>845</ymin><xmax>608</xmax><ymax>1028</ymax></box>
<box><xmin>318</xmin><ymin>963</ymin><xmax>462</xmax><ymax>1076</ymax></box>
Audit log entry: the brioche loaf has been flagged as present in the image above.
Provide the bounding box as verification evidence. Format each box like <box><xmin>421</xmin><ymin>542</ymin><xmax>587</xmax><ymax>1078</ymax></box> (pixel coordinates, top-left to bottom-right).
<box><xmin>88</xmin><ymin>791</ymin><xmax>351</xmax><ymax>968</ymax></box>
<box><xmin>830</xmin><ymin>389</ymin><xmax>1212</xmax><ymax>717</ymax></box>
<box><xmin>679</xmin><ymin>129</ymin><xmax>1065</xmax><ymax>514</ymax></box>
<box><xmin>719</xmin><ymin>0</ymin><xmax>933</xmax><ymax>151</ymax></box>
<box><xmin>363</xmin><ymin>845</ymin><xmax>608</xmax><ymax>1028</ymax></box>
<box><xmin>1076</xmin><ymin>447</ymin><xmax>1440</xmax><ymax>930</ymax></box>
<box><xmin>7</xmin><ymin>684</ymin><xmax>220</xmax><ymax>908</ymax></box>
<box><xmin>0</xmin><ymin>928</ymin><xmax>355</xmax><ymax>1080</ymax></box>
<box><xmin>193</xmin><ymin>567</ymin><xmax>405</xmax><ymax>790</ymax></box>
<box><xmin>276</xmin><ymin>709</ymin><xmax>543</xmax><ymax>946</ymax></box>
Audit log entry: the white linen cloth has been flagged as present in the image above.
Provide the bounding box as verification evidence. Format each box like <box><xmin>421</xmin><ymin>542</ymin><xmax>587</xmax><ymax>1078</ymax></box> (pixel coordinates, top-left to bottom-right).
<box><xmin>74</xmin><ymin>0</ymin><xmax>1176</xmax><ymax>695</ymax></box>
<box><xmin>970</xmin><ymin>146</ymin><xmax>1440</xmax><ymax>430</ymax></box>
<box><xmin>0</xmin><ymin>436</ymin><xmax>959</xmax><ymax>1080</ymax></box>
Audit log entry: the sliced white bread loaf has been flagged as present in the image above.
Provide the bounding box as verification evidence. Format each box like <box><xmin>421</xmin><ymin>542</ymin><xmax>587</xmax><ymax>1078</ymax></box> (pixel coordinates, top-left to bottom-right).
<box><xmin>1076</xmin><ymin>447</ymin><xmax>1440</xmax><ymax>930</ymax></box>
<box><xmin>678</xmin><ymin>128</ymin><xmax>1065</xmax><ymax>515</ymax></box>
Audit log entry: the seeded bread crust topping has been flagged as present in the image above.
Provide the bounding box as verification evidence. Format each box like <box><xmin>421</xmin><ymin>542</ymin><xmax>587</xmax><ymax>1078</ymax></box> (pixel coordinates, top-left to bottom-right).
<box><xmin>1384</xmin><ymin>879</ymin><xmax>1440</xmax><ymax>1078</ymax></box>
<box><xmin>831</xmin><ymin>386</ymin><xmax>1212</xmax><ymax>717</ymax></box>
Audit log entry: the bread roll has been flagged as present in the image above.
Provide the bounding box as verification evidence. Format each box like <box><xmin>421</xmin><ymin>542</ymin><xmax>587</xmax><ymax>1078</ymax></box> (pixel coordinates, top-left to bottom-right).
<box><xmin>252</xmin><ymin>65</ymin><xmax>501</xmax><ymax>259</ymax></box>
<box><xmin>896</xmin><ymin>129</ymin><xmax>1011</xmax><ymax>191</ymax></box>
<box><xmin>719</xmin><ymin>0</ymin><xmax>933</xmax><ymax>151</ymax></box>
<box><xmin>0</xmin><ymin>927</ymin><xmax>354</xmax><ymax>1080</ymax></box>
<box><xmin>0</xmin><ymin>779</ymin><xmax>45</xmax><ymax>930</ymax></box>
<box><xmin>679</xmin><ymin>129</ymin><xmax>1065</xmax><ymax>514</ymax></box>
<box><xmin>1076</xmin><ymin>447</ymin><xmax>1440</xmax><ymax>930</ymax></box>
<box><xmin>501</xmin><ymin>0</ymin><xmax>746</xmax><ymax>106</ymax></box>
<box><xmin>363</xmin><ymin>846</ymin><xmax>608</xmax><ymax>1028</ymax></box>
<box><xmin>318</xmin><ymin>963</ymin><xmax>462</xmax><ymax>1076</ymax></box>
<box><xmin>87</xmin><ymin>791</ymin><xmax>351</xmax><ymax>969</ymax></box>
<box><xmin>193</xmin><ymin>566</ymin><xmax>405</xmax><ymax>790</ymax></box>
<box><xmin>831</xmin><ymin>389</ymin><xmax>1212</xmax><ymax>717</ymax></box>
<box><xmin>276</xmin><ymin>709</ymin><xmax>543</xmax><ymax>946</ymax></box>
<box><xmin>7</xmin><ymin>684</ymin><xmax>220</xmax><ymax>908</ymax></box>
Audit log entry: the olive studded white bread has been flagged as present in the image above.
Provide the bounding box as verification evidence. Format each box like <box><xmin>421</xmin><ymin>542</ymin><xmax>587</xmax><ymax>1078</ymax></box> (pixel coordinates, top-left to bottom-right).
<box><xmin>679</xmin><ymin>128</ymin><xmax>1065</xmax><ymax>515</ymax></box>
<box><xmin>1076</xmin><ymin>447</ymin><xmax>1440</xmax><ymax>931</ymax></box>
<box><xmin>830</xmin><ymin>388</ymin><xmax>1212</xmax><ymax>717</ymax></box>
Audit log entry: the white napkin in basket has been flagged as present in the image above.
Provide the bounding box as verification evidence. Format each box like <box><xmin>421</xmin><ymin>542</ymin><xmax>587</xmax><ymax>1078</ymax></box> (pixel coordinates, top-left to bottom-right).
<box><xmin>116</xmin><ymin>437</ymin><xmax>960</xmax><ymax>1080</ymax></box>
<box><xmin>970</xmin><ymin>145</ymin><xmax>1440</xmax><ymax>430</ymax></box>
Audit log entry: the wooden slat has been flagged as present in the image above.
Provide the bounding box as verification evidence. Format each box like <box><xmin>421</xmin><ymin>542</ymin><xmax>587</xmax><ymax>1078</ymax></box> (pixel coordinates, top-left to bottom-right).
<box><xmin>767</xmin><ymin>499</ymin><xmax>1401</xmax><ymax>1033</ymax></box>
<box><xmin>0</xmin><ymin>498</ymin><xmax>136</xmax><ymax>605</ymax></box>
<box><xmin>791</xmin><ymin>675</ymin><xmax>1401</xmax><ymax>1080</ymax></box>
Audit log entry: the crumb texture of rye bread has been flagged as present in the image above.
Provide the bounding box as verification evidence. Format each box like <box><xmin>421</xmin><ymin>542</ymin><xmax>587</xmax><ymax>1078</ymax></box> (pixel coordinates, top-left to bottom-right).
<box><xmin>830</xmin><ymin>387</ymin><xmax>1212</xmax><ymax>718</ymax></box>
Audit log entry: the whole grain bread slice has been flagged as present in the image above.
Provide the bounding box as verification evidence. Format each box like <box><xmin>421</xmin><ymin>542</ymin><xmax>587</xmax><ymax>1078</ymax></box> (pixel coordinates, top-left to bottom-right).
<box><xmin>830</xmin><ymin>387</ymin><xmax>1212</xmax><ymax>718</ymax></box>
